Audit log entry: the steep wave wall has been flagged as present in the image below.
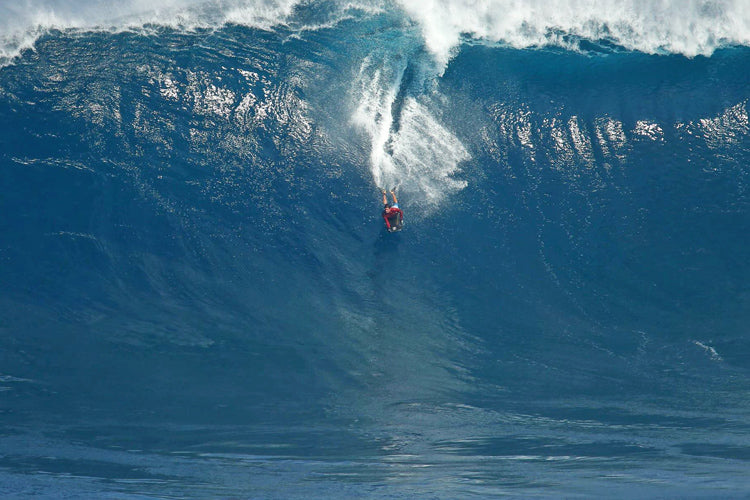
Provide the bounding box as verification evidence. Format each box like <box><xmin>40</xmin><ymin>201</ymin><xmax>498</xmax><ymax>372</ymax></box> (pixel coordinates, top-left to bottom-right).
<box><xmin>1</xmin><ymin>1</ymin><xmax>749</xmax><ymax>497</ymax></box>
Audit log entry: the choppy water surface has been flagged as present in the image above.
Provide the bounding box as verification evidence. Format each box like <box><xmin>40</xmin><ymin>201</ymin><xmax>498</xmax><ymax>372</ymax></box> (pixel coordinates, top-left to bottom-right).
<box><xmin>1</xmin><ymin>1</ymin><xmax>749</xmax><ymax>497</ymax></box>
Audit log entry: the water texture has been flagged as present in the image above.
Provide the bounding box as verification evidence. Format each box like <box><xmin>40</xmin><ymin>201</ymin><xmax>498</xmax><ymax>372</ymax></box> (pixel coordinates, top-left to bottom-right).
<box><xmin>1</xmin><ymin>1</ymin><xmax>749</xmax><ymax>497</ymax></box>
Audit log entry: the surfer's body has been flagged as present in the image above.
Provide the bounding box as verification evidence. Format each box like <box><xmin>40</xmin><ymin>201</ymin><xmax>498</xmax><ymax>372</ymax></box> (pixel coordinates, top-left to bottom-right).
<box><xmin>381</xmin><ymin>189</ymin><xmax>404</xmax><ymax>232</ymax></box>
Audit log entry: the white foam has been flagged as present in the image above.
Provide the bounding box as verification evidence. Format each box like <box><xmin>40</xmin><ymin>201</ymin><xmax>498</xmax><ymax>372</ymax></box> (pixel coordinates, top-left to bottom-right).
<box><xmin>352</xmin><ymin>56</ymin><xmax>405</xmax><ymax>190</ymax></box>
<box><xmin>5</xmin><ymin>0</ymin><xmax>749</xmax><ymax>68</ymax></box>
<box><xmin>397</xmin><ymin>0</ymin><xmax>750</xmax><ymax>68</ymax></box>
<box><xmin>352</xmin><ymin>56</ymin><xmax>468</xmax><ymax>211</ymax></box>
<box><xmin>388</xmin><ymin>98</ymin><xmax>469</xmax><ymax>206</ymax></box>
<box><xmin>0</xmin><ymin>0</ymin><xmax>306</xmax><ymax>66</ymax></box>
<box><xmin>692</xmin><ymin>340</ymin><xmax>722</xmax><ymax>361</ymax></box>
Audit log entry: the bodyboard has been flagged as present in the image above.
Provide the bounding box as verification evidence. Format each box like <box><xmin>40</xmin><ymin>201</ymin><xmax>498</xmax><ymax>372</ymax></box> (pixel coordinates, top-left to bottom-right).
<box><xmin>387</xmin><ymin>213</ymin><xmax>404</xmax><ymax>232</ymax></box>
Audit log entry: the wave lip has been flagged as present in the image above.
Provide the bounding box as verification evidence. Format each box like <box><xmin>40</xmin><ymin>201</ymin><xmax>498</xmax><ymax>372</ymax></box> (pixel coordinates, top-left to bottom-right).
<box><xmin>4</xmin><ymin>1</ymin><xmax>750</xmax><ymax>68</ymax></box>
<box><xmin>0</xmin><ymin>0</ymin><xmax>306</xmax><ymax>67</ymax></box>
<box><xmin>397</xmin><ymin>0</ymin><xmax>750</xmax><ymax>66</ymax></box>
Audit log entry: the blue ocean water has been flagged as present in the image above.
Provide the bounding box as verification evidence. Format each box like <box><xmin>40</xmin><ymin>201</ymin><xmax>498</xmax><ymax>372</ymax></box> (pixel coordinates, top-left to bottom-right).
<box><xmin>1</xmin><ymin>1</ymin><xmax>749</xmax><ymax>497</ymax></box>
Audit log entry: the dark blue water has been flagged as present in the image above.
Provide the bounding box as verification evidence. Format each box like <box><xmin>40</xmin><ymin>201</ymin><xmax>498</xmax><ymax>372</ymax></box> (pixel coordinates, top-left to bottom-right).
<box><xmin>1</xmin><ymin>4</ymin><xmax>749</xmax><ymax>498</ymax></box>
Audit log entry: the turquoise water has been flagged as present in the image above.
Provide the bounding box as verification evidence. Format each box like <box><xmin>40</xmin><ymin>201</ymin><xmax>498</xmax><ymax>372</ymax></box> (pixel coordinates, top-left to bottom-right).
<box><xmin>1</xmin><ymin>1</ymin><xmax>749</xmax><ymax>497</ymax></box>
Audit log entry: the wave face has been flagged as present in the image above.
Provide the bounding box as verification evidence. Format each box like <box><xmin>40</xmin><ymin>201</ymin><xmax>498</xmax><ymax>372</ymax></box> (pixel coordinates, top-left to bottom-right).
<box><xmin>1</xmin><ymin>1</ymin><xmax>749</xmax><ymax>497</ymax></box>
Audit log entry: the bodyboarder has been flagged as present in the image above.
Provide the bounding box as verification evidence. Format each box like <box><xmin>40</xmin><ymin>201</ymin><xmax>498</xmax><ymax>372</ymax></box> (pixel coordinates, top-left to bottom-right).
<box><xmin>381</xmin><ymin>188</ymin><xmax>404</xmax><ymax>232</ymax></box>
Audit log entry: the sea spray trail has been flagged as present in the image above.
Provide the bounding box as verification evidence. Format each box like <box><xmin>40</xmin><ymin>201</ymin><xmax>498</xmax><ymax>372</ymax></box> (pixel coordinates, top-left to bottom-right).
<box><xmin>352</xmin><ymin>54</ymin><xmax>407</xmax><ymax>191</ymax></box>
<box><xmin>352</xmin><ymin>51</ymin><xmax>469</xmax><ymax>209</ymax></box>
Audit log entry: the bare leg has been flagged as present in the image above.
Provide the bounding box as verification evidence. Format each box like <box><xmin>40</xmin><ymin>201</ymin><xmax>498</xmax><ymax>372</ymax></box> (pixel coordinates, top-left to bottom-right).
<box><xmin>390</xmin><ymin>190</ymin><xmax>398</xmax><ymax>205</ymax></box>
<box><xmin>381</xmin><ymin>189</ymin><xmax>388</xmax><ymax>205</ymax></box>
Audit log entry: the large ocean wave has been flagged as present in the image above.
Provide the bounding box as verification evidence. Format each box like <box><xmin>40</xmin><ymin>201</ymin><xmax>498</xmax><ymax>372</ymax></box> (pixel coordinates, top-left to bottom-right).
<box><xmin>1</xmin><ymin>1</ymin><xmax>749</xmax><ymax>497</ymax></box>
